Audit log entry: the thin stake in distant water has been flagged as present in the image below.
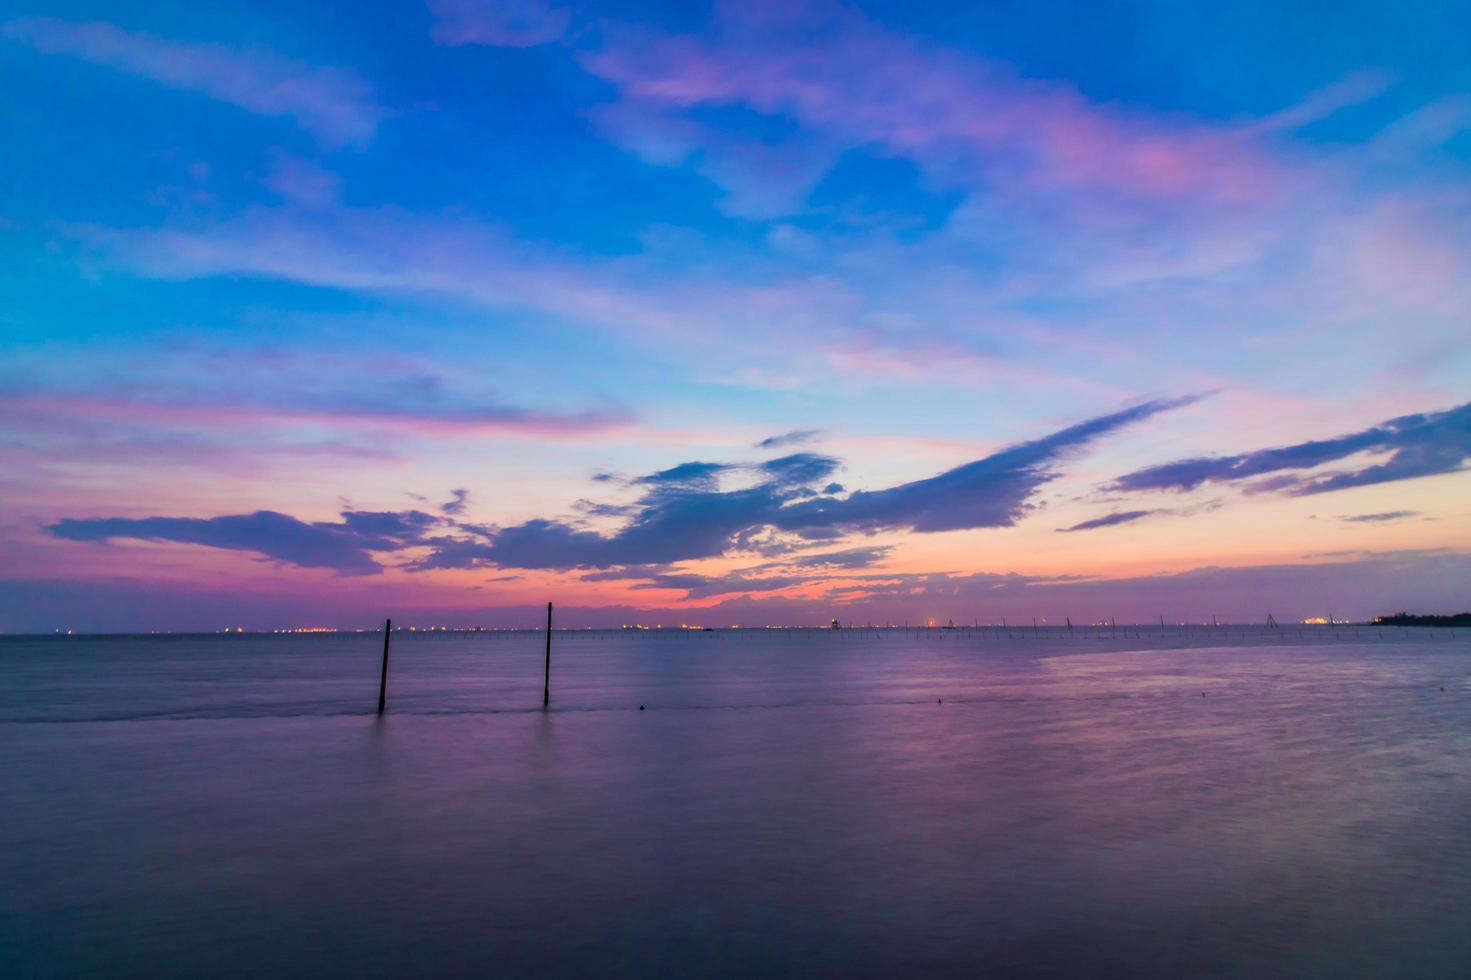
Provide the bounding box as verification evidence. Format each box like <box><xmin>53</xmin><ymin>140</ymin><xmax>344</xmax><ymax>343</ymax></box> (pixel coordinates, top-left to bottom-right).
<box><xmin>543</xmin><ymin>601</ymin><xmax>553</xmax><ymax>706</ymax></box>
<box><xmin>377</xmin><ymin>617</ymin><xmax>391</xmax><ymax>714</ymax></box>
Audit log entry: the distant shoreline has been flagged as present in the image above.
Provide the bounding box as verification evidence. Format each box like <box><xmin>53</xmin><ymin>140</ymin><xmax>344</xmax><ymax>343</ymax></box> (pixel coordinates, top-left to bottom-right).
<box><xmin>1373</xmin><ymin>612</ymin><xmax>1471</xmax><ymax>627</ymax></box>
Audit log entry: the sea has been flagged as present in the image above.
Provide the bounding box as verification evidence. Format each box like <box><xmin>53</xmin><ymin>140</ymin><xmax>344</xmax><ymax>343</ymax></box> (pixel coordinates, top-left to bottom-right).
<box><xmin>3</xmin><ymin>626</ymin><xmax>1469</xmax><ymax>978</ymax></box>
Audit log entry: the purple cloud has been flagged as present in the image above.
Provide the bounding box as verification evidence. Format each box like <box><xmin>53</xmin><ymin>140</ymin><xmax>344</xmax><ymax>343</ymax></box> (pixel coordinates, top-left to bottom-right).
<box><xmin>1111</xmin><ymin>400</ymin><xmax>1471</xmax><ymax>496</ymax></box>
<box><xmin>773</xmin><ymin>397</ymin><xmax>1198</xmax><ymax>535</ymax></box>
<box><xmin>756</xmin><ymin>429</ymin><xmax>822</xmax><ymax>450</ymax></box>
<box><xmin>1057</xmin><ymin>510</ymin><xmax>1158</xmax><ymax>533</ymax></box>
<box><xmin>1340</xmin><ymin>511</ymin><xmax>1420</xmax><ymax>523</ymax></box>
<box><xmin>580</xmin><ymin>545</ymin><xmax>895</xmax><ymax>601</ymax></box>
<box><xmin>1</xmin><ymin>18</ymin><xmax>387</xmax><ymax>147</ymax></box>
<box><xmin>785</xmin><ymin>545</ymin><xmax>893</xmax><ymax>570</ymax></box>
<box><xmin>759</xmin><ymin>452</ymin><xmax>841</xmax><ymax>488</ymax></box>
<box><xmin>46</xmin><ymin>509</ymin><xmax>441</xmax><ymax>575</ymax></box>
<box><xmin>440</xmin><ymin>489</ymin><xmax>470</xmax><ymax>516</ymax></box>
<box><xmin>473</xmin><ymin>396</ymin><xmax>1195</xmax><ymax>569</ymax></box>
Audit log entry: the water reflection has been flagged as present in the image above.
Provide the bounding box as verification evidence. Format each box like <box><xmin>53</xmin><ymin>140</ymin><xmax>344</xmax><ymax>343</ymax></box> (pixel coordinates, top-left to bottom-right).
<box><xmin>2</xmin><ymin>629</ymin><xmax>1469</xmax><ymax>977</ymax></box>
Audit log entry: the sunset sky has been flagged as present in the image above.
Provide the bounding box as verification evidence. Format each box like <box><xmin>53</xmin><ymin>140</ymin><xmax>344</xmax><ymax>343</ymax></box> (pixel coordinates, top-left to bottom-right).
<box><xmin>3</xmin><ymin>0</ymin><xmax>1469</xmax><ymax>631</ymax></box>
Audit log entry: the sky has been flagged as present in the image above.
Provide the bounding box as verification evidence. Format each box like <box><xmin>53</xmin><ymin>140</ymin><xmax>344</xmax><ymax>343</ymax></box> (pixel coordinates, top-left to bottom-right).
<box><xmin>2</xmin><ymin>0</ymin><xmax>1469</xmax><ymax>631</ymax></box>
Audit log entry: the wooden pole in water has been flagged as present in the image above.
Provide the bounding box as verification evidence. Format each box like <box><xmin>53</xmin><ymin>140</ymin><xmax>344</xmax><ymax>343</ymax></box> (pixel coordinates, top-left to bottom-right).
<box><xmin>377</xmin><ymin>617</ymin><xmax>391</xmax><ymax>714</ymax></box>
<box><xmin>543</xmin><ymin>601</ymin><xmax>553</xmax><ymax>706</ymax></box>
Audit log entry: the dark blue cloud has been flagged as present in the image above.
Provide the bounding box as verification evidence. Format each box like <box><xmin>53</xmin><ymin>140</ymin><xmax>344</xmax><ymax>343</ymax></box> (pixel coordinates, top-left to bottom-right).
<box><xmin>786</xmin><ymin>545</ymin><xmax>893</xmax><ymax>569</ymax></box>
<box><xmin>479</xmin><ymin>518</ymin><xmax>615</xmax><ymax>569</ymax></box>
<box><xmin>46</xmin><ymin>510</ymin><xmax>432</xmax><ymax>575</ymax></box>
<box><xmin>406</xmin><ymin>537</ymin><xmax>498</xmax><ymax>571</ymax></box>
<box><xmin>772</xmin><ymin>397</ymin><xmax>1197</xmax><ymax>535</ymax></box>
<box><xmin>441</xmin><ymin>488</ymin><xmax>469</xmax><ymax>515</ymax></box>
<box><xmin>756</xmin><ymin>429</ymin><xmax>822</xmax><ymax>449</ymax></box>
<box><xmin>759</xmin><ymin>452</ymin><xmax>840</xmax><ymax>487</ymax></box>
<box><xmin>1112</xmin><ymin>400</ymin><xmax>1471</xmax><ymax>496</ymax></box>
<box><xmin>1057</xmin><ymin>510</ymin><xmax>1158</xmax><ymax>533</ymax></box>
<box><xmin>474</xmin><ymin>397</ymin><xmax>1194</xmax><ymax>569</ymax></box>
<box><xmin>1340</xmin><ymin>510</ymin><xmax>1420</xmax><ymax>523</ymax></box>
<box><xmin>634</xmin><ymin>461</ymin><xmax>734</xmax><ymax>489</ymax></box>
<box><xmin>338</xmin><ymin>509</ymin><xmax>441</xmax><ymax>540</ymax></box>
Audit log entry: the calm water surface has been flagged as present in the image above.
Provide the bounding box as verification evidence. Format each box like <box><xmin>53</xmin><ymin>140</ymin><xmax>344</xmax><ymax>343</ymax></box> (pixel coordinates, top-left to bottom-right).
<box><xmin>3</xmin><ymin>627</ymin><xmax>1469</xmax><ymax>978</ymax></box>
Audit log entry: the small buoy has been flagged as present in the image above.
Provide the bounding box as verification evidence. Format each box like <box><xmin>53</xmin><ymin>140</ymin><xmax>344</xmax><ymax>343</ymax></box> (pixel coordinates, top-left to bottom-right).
<box><xmin>938</xmin><ymin>698</ymin><xmax>942</xmax><ymax>703</ymax></box>
<box><xmin>639</xmin><ymin>705</ymin><xmax>645</xmax><ymax>710</ymax></box>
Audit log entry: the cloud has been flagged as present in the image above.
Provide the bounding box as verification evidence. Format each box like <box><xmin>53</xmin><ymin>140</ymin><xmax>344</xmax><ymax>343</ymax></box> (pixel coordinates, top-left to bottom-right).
<box><xmin>53</xmin><ymin>398</ymin><xmax>1192</xmax><ymax>577</ymax></box>
<box><xmin>578</xmin><ymin>2</ymin><xmax>1275</xmax><ymax>217</ymax></box>
<box><xmin>475</xmin><ymin>517</ymin><xmax>621</xmax><ymax>569</ymax></box>
<box><xmin>428</xmin><ymin>0</ymin><xmax>571</xmax><ymax>47</ymax></box>
<box><xmin>1057</xmin><ymin>510</ymin><xmax>1158</xmax><ymax>533</ymax></box>
<box><xmin>1246</xmin><ymin>69</ymin><xmax>1396</xmax><ymax>135</ymax></box>
<box><xmin>758</xmin><ymin>452</ymin><xmax>841</xmax><ymax>488</ymax></box>
<box><xmin>581</xmin><ymin>545</ymin><xmax>894</xmax><ymax>601</ymax></box>
<box><xmin>14</xmin><ymin>550</ymin><xmax>1471</xmax><ymax>632</ymax></box>
<box><xmin>1111</xmin><ymin>400</ymin><xmax>1471</xmax><ymax>496</ymax></box>
<box><xmin>461</xmin><ymin>396</ymin><xmax>1195</xmax><ymax>569</ymax></box>
<box><xmin>634</xmin><ymin>461</ymin><xmax>734</xmax><ymax>489</ymax></box>
<box><xmin>1340</xmin><ymin>510</ymin><xmax>1420</xmax><ymax>523</ymax></box>
<box><xmin>785</xmin><ymin>545</ymin><xmax>892</xmax><ymax>570</ymax></box>
<box><xmin>756</xmin><ymin>429</ymin><xmax>821</xmax><ymax>449</ymax></box>
<box><xmin>441</xmin><ymin>489</ymin><xmax>470</xmax><ymax>515</ymax></box>
<box><xmin>0</xmin><ymin>369</ymin><xmax>630</xmax><ymax>440</ymax></box>
<box><xmin>1</xmin><ymin>18</ymin><xmax>386</xmax><ymax>147</ymax></box>
<box><xmin>406</xmin><ymin>536</ymin><xmax>496</xmax><ymax>571</ymax></box>
<box><xmin>263</xmin><ymin>153</ymin><xmax>341</xmax><ymax>209</ymax></box>
<box><xmin>46</xmin><ymin>509</ymin><xmax>441</xmax><ymax>575</ymax></box>
<box><xmin>771</xmin><ymin>397</ymin><xmax>1198</xmax><ymax>535</ymax></box>
<box><xmin>794</xmin><ymin>551</ymin><xmax>1471</xmax><ymax>623</ymax></box>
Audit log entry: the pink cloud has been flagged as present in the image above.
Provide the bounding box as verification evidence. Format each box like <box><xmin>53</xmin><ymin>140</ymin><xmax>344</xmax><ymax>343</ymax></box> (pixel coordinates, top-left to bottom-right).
<box><xmin>1</xmin><ymin>18</ymin><xmax>386</xmax><ymax>147</ymax></box>
<box><xmin>579</xmin><ymin>2</ymin><xmax>1280</xmax><ymax>212</ymax></box>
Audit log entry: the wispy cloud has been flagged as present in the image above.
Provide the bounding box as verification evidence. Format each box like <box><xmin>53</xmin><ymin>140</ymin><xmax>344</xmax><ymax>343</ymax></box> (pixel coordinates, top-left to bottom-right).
<box><xmin>1057</xmin><ymin>510</ymin><xmax>1158</xmax><ymax>533</ymax></box>
<box><xmin>577</xmin><ymin>1</ymin><xmax>1278</xmax><ymax>216</ymax></box>
<box><xmin>1245</xmin><ymin>69</ymin><xmax>1395</xmax><ymax>135</ymax></box>
<box><xmin>1339</xmin><ymin>510</ymin><xmax>1420</xmax><ymax>523</ymax></box>
<box><xmin>5</xmin><ymin>389</ymin><xmax>628</xmax><ymax>438</ymax></box>
<box><xmin>756</xmin><ymin>429</ymin><xmax>822</xmax><ymax>450</ymax></box>
<box><xmin>0</xmin><ymin>346</ymin><xmax>631</xmax><ymax>442</ymax></box>
<box><xmin>578</xmin><ymin>544</ymin><xmax>897</xmax><ymax>601</ymax></box>
<box><xmin>1110</xmin><ymin>400</ymin><xmax>1471</xmax><ymax>496</ymax></box>
<box><xmin>1</xmin><ymin>18</ymin><xmax>386</xmax><ymax>147</ymax></box>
